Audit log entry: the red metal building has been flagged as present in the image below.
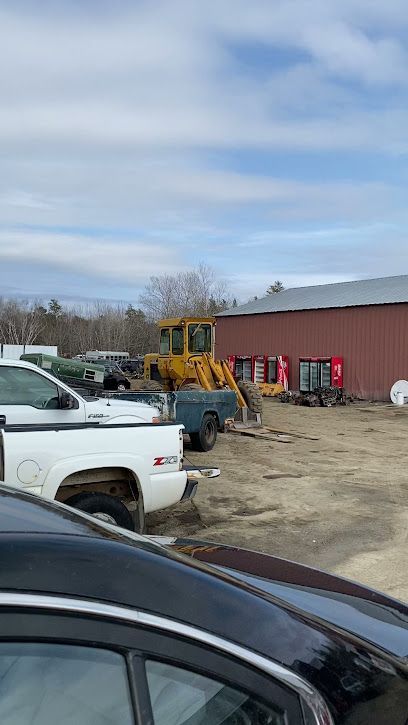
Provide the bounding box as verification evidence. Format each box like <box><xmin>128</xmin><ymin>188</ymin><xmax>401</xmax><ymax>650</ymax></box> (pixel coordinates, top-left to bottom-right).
<box><xmin>216</xmin><ymin>276</ymin><xmax>408</xmax><ymax>400</ymax></box>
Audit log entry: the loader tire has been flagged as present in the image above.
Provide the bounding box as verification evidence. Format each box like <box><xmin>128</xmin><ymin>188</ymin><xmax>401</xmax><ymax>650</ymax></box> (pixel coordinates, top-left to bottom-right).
<box><xmin>64</xmin><ymin>492</ymin><xmax>134</xmax><ymax>530</ymax></box>
<box><xmin>140</xmin><ymin>380</ymin><xmax>163</xmax><ymax>391</ymax></box>
<box><xmin>238</xmin><ymin>381</ymin><xmax>263</xmax><ymax>415</ymax></box>
<box><xmin>190</xmin><ymin>413</ymin><xmax>217</xmax><ymax>452</ymax></box>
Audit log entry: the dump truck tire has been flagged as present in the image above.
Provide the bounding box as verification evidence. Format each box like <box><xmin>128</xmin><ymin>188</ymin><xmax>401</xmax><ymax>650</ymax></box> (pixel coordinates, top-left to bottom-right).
<box><xmin>65</xmin><ymin>492</ymin><xmax>134</xmax><ymax>530</ymax></box>
<box><xmin>238</xmin><ymin>381</ymin><xmax>263</xmax><ymax>414</ymax></box>
<box><xmin>190</xmin><ymin>413</ymin><xmax>217</xmax><ymax>452</ymax></box>
<box><xmin>140</xmin><ymin>380</ymin><xmax>163</xmax><ymax>391</ymax></box>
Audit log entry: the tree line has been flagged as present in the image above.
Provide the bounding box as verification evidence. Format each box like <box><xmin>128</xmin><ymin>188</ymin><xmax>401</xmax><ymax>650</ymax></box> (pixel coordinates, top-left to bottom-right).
<box><xmin>0</xmin><ymin>264</ymin><xmax>234</xmax><ymax>356</ymax></box>
<box><xmin>0</xmin><ymin>298</ymin><xmax>157</xmax><ymax>356</ymax></box>
<box><xmin>0</xmin><ymin>265</ymin><xmax>285</xmax><ymax>355</ymax></box>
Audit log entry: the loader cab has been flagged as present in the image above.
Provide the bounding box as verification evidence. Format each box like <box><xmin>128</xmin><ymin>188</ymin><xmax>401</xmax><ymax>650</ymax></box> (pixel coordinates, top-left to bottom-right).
<box><xmin>158</xmin><ymin>318</ymin><xmax>215</xmax><ymax>359</ymax></box>
<box><xmin>144</xmin><ymin>317</ymin><xmax>217</xmax><ymax>389</ymax></box>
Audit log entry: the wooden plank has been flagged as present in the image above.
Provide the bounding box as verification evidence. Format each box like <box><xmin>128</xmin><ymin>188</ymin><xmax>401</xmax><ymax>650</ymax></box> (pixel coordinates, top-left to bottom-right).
<box><xmin>264</xmin><ymin>426</ymin><xmax>320</xmax><ymax>441</ymax></box>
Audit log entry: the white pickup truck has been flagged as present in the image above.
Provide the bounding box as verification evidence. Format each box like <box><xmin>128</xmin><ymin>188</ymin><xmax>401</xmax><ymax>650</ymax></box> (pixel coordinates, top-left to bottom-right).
<box><xmin>0</xmin><ymin>359</ymin><xmax>159</xmax><ymax>425</ymax></box>
<box><xmin>0</xmin><ymin>419</ymin><xmax>198</xmax><ymax>531</ymax></box>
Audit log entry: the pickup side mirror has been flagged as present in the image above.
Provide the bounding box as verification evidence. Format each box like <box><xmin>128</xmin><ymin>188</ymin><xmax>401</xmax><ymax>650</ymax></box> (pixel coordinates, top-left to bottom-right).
<box><xmin>60</xmin><ymin>391</ymin><xmax>79</xmax><ymax>410</ymax></box>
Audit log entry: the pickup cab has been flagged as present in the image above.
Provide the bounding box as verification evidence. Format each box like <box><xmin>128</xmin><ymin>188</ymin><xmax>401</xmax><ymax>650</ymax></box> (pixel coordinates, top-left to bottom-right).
<box><xmin>0</xmin><ymin>359</ymin><xmax>159</xmax><ymax>425</ymax></box>
<box><xmin>0</xmin><ymin>420</ymin><xmax>194</xmax><ymax>531</ymax></box>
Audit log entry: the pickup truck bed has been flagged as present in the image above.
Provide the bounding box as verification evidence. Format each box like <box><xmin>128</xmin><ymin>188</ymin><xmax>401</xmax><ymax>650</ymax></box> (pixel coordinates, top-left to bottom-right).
<box><xmin>93</xmin><ymin>389</ymin><xmax>238</xmax><ymax>451</ymax></box>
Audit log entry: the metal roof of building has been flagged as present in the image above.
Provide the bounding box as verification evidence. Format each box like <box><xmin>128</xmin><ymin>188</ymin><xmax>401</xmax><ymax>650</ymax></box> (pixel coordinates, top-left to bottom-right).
<box><xmin>217</xmin><ymin>274</ymin><xmax>408</xmax><ymax>317</ymax></box>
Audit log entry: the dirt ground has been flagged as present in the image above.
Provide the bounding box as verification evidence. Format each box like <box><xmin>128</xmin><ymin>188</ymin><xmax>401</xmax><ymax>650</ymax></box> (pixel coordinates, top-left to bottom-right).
<box><xmin>149</xmin><ymin>399</ymin><xmax>408</xmax><ymax>601</ymax></box>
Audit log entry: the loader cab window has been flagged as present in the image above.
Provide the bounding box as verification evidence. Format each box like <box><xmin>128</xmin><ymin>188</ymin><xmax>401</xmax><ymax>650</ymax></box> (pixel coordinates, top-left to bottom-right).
<box><xmin>159</xmin><ymin>329</ymin><xmax>170</xmax><ymax>355</ymax></box>
<box><xmin>171</xmin><ymin>328</ymin><xmax>184</xmax><ymax>355</ymax></box>
<box><xmin>188</xmin><ymin>324</ymin><xmax>212</xmax><ymax>353</ymax></box>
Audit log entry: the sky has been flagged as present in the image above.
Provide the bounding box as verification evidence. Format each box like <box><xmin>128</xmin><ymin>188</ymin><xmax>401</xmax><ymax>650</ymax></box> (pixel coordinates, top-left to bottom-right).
<box><xmin>1</xmin><ymin>0</ymin><xmax>408</xmax><ymax>305</ymax></box>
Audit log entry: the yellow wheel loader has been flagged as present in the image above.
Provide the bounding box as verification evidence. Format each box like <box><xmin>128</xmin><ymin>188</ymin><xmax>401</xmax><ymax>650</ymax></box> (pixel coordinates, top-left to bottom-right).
<box><xmin>143</xmin><ymin>318</ymin><xmax>262</xmax><ymax>424</ymax></box>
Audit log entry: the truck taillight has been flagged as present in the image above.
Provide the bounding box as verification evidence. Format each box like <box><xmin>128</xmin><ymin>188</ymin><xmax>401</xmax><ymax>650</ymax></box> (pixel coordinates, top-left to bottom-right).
<box><xmin>152</xmin><ymin>416</ymin><xmax>161</xmax><ymax>424</ymax></box>
<box><xmin>179</xmin><ymin>428</ymin><xmax>184</xmax><ymax>469</ymax></box>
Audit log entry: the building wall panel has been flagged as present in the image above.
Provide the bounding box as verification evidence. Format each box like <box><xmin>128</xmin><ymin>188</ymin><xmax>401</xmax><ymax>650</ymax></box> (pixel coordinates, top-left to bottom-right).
<box><xmin>215</xmin><ymin>304</ymin><xmax>408</xmax><ymax>400</ymax></box>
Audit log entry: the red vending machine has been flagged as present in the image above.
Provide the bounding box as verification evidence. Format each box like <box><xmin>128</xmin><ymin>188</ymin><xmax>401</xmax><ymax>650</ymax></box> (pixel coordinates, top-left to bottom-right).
<box><xmin>228</xmin><ymin>355</ymin><xmax>289</xmax><ymax>390</ymax></box>
<box><xmin>299</xmin><ymin>357</ymin><xmax>343</xmax><ymax>392</ymax></box>
<box><xmin>262</xmin><ymin>355</ymin><xmax>289</xmax><ymax>390</ymax></box>
<box><xmin>228</xmin><ymin>355</ymin><xmax>252</xmax><ymax>381</ymax></box>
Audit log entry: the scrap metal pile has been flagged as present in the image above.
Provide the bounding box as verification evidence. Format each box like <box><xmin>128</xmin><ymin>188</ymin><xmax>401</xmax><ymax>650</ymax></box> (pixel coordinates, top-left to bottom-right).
<box><xmin>279</xmin><ymin>386</ymin><xmax>353</xmax><ymax>407</ymax></box>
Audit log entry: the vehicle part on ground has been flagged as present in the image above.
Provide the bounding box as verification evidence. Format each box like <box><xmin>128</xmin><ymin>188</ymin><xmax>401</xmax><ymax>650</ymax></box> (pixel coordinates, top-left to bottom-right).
<box><xmin>279</xmin><ymin>386</ymin><xmax>352</xmax><ymax>407</ymax></box>
<box><xmin>190</xmin><ymin>412</ymin><xmax>217</xmax><ymax>452</ymax></box>
<box><xmin>143</xmin><ymin>317</ymin><xmax>262</xmax><ymax>428</ymax></box>
<box><xmin>258</xmin><ymin>382</ymin><xmax>285</xmax><ymax>397</ymax></box>
<box><xmin>278</xmin><ymin>390</ymin><xmax>297</xmax><ymax>404</ymax></box>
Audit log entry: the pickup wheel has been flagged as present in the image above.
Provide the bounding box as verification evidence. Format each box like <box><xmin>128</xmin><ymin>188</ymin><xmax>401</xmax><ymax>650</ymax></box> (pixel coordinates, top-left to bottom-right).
<box><xmin>64</xmin><ymin>492</ymin><xmax>134</xmax><ymax>530</ymax></box>
<box><xmin>190</xmin><ymin>413</ymin><xmax>217</xmax><ymax>452</ymax></box>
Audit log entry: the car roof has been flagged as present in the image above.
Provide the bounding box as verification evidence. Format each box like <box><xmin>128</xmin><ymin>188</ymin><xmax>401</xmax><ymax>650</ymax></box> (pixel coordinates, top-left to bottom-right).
<box><xmin>0</xmin><ymin>486</ymin><xmax>407</xmax><ymax>667</ymax></box>
<box><xmin>0</xmin><ymin>358</ymin><xmax>42</xmax><ymax>371</ymax></box>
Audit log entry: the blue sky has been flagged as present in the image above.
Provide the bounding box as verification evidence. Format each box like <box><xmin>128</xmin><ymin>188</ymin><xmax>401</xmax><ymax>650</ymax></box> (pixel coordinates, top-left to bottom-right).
<box><xmin>1</xmin><ymin>0</ymin><xmax>408</xmax><ymax>305</ymax></box>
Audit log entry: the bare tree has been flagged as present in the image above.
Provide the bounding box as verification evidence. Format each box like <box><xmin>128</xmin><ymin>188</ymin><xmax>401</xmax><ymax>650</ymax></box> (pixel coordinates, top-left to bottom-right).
<box><xmin>0</xmin><ymin>300</ymin><xmax>45</xmax><ymax>345</ymax></box>
<box><xmin>140</xmin><ymin>263</ymin><xmax>232</xmax><ymax>320</ymax></box>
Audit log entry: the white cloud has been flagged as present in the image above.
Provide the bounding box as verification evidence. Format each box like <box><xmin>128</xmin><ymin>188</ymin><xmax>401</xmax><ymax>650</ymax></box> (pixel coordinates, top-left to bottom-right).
<box><xmin>0</xmin><ymin>191</ymin><xmax>53</xmax><ymax>211</ymax></box>
<box><xmin>1</xmin><ymin>2</ymin><xmax>408</xmax><ymax>156</ymax></box>
<box><xmin>0</xmin><ymin>228</ymin><xmax>183</xmax><ymax>283</ymax></box>
<box><xmin>0</xmin><ymin>1</ymin><xmax>408</xmax><ymax>298</ymax></box>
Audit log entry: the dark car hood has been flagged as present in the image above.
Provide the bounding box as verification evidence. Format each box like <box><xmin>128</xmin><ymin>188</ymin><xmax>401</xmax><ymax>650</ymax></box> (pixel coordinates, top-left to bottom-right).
<box><xmin>155</xmin><ymin>537</ymin><xmax>408</xmax><ymax>660</ymax></box>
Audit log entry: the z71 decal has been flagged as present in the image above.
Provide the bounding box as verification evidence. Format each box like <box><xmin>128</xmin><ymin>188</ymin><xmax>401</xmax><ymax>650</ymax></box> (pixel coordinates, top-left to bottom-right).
<box><xmin>153</xmin><ymin>456</ymin><xmax>178</xmax><ymax>466</ymax></box>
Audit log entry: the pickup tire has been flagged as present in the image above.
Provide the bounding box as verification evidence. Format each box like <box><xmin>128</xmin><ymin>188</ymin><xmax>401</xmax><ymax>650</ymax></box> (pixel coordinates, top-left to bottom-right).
<box><xmin>64</xmin><ymin>492</ymin><xmax>134</xmax><ymax>530</ymax></box>
<box><xmin>190</xmin><ymin>413</ymin><xmax>217</xmax><ymax>452</ymax></box>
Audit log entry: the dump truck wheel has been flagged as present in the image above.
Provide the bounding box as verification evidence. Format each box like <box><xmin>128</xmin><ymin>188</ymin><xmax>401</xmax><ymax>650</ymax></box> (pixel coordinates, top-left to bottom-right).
<box><xmin>180</xmin><ymin>383</ymin><xmax>204</xmax><ymax>391</ymax></box>
<box><xmin>238</xmin><ymin>381</ymin><xmax>263</xmax><ymax>414</ymax></box>
<box><xmin>64</xmin><ymin>492</ymin><xmax>134</xmax><ymax>530</ymax></box>
<box><xmin>190</xmin><ymin>413</ymin><xmax>217</xmax><ymax>452</ymax></box>
<box><xmin>140</xmin><ymin>380</ymin><xmax>163</xmax><ymax>391</ymax></box>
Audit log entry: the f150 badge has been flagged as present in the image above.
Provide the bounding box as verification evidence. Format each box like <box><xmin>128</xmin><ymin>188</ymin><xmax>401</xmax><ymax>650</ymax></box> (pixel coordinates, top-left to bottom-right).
<box><xmin>153</xmin><ymin>456</ymin><xmax>178</xmax><ymax>466</ymax></box>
